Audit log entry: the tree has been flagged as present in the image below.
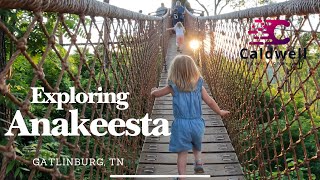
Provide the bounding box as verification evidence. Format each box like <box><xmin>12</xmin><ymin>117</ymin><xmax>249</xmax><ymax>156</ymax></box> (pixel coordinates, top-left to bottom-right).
<box><xmin>191</xmin><ymin>0</ymin><xmax>243</xmax><ymax>16</ymax></box>
<box><xmin>194</xmin><ymin>0</ymin><xmax>209</xmax><ymax>16</ymax></box>
<box><xmin>190</xmin><ymin>0</ymin><xmax>271</xmax><ymax>16</ymax></box>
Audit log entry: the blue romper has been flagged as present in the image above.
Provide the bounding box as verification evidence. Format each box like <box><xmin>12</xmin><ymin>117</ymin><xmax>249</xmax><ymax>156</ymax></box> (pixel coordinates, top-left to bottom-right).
<box><xmin>168</xmin><ymin>78</ymin><xmax>205</xmax><ymax>152</ymax></box>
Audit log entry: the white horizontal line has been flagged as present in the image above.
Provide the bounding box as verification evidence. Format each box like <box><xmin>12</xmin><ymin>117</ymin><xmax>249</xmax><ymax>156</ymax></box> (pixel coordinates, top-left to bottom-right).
<box><xmin>110</xmin><ymin>175</ymin><xmax>211</xmax><ymax>178</ymax></box>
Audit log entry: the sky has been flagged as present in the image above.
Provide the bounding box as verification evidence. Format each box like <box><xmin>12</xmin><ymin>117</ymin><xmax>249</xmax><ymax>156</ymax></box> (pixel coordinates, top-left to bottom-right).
<box><xmin>70</xmin><ymin>0</ymin><xmax>308</xmax><ymax>53</ymax></box>
<box><xmin>107</xmin><ymin>0</ymin><xmax>288</xmax><ymax>16</ymax></box>
<box><xmin>109</xmin><ymin>0</ymin><xmax>173</xmax><ymax>14</ymax></box>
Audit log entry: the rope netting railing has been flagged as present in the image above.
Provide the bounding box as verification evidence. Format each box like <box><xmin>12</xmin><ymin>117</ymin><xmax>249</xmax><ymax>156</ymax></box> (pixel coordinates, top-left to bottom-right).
<box><xmin>186</xmin><ymin>0</ymin><xmax>320</xmax><ymax>179</ymax></box>
<box><xmin>0</xmin><ymin>0</ymin><xmax>170</xmax><ymax>179</ymax></box>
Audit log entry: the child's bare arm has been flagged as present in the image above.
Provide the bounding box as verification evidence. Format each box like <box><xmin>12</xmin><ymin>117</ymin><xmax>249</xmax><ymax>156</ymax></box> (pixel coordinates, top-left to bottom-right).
<box><xmin>151</xmin><ymin>86</ymin><xmax>173</xmax><ymax>98</ymax></box>
<box><xmin>201</xmin><ymin>86</ymin><xmax>230</xmax><ymax>116</ymax></box>
<box><xmin>166</xmin><ymin>27</ymin><xmax>174</xmax><ymax>31</ymax></box>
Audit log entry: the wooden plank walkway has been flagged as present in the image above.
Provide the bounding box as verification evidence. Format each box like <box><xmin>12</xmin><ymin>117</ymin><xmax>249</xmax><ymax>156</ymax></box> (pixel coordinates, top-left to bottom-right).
<box><xmin>136</xmin><ymin>36</ymin><xmax>244</xmax><ymax>180</ymax></box>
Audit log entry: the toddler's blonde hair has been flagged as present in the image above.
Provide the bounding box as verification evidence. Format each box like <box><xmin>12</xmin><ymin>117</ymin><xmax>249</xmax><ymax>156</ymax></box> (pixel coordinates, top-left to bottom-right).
<box><xmin>168</xmin><ymin>55</ymin><xmax>201</xmax><ymax>92</ymax></box>
<box><xmin>175</xmin><ymin>22</ymin><xmax>184</xmax><ymax>29</ymax></box>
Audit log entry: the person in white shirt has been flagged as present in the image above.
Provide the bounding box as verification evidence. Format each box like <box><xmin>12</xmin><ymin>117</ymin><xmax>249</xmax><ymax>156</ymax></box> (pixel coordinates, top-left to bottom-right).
<box><xmin>167</xmin><ymin>22</ymin><xmax>186</xmax><ymax>52</ymax></box>
<box><xmin>156</xmin><ymin>3</ymin><xmax>168</xmax><ymax>16</ymax></box>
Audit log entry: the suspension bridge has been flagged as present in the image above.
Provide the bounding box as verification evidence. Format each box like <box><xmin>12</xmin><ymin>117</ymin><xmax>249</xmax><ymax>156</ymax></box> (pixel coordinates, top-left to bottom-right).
<box><xmin>0</xmin><ymin>0</ymin><xmax>319</xmax><ymax>179</ymax></box>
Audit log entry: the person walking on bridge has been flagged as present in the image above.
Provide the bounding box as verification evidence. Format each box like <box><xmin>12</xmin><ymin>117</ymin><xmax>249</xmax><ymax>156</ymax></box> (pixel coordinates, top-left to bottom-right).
<box><xmin>167</xmin><ymin>22</ymin><xmax>185</xmax><ymax>52</ymax></box>
<box><xmin>156</xmin><ymin>3</ymin><xmax>168</xmax><ymax>16</ymax></box>
<box><xmin>172</xmin><ymin>1</ymin><xmax>185</xmax><ymax>26</ymax></box>
<box><xmin>151</xmin><ymin>55</ymin><xmax>230</xmax><ymax>180</ymax></box>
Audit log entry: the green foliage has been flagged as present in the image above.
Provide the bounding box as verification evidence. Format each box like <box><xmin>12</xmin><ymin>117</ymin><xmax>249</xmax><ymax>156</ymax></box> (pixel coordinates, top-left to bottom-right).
<box><xmin>240</xmin><ymin>25</ymin><xmax>320</xmax><ymax>179</ymax></box>
<box><xmin>0</xmin><ymin>9</ymin><xmax>145</xmax><ymax>179</ymax></box>
<box><xmin>245</xmin><ymin>60</ymin><xmax>320</xmax><ymax>179</ymax></box>
<box><xmin>22</xmin><ymin>141</ymin><xmax>68</xmax><ymax>161</ymax></box>
<box><xmin>5</xmin><ymin>160</ymin><xmax>30</xmax><ymax>180</ymax></box>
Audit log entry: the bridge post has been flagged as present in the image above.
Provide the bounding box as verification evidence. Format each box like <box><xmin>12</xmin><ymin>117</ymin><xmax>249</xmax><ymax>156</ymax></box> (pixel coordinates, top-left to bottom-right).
<box><xmin>103</xmin><ymin>0</ymin><xmax>110</xmax><ymax>68</ymax></box>
<box><xmin>161</xmin><ymin>18</ymin><xmax>167</xmax><ymax>72</ymax></box>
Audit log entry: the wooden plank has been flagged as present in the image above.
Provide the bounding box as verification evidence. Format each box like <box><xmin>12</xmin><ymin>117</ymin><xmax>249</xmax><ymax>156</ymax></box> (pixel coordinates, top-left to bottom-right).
<box><xmin>153</xmin><ymin>100</ymin><xmax>174</xmax><ymax>105</ymax></box>
<box><xmin>145</xmin><ymin>134</ymin><xmax>231</xmax><ymax>143</ymax></box>
<box><xmin>149</xmin><ymin>127</ymin><xmax>227</xmax><ymax>135</ymax></box>
<box><xmin>149</xmin><ymin>119</ymin><xmax>224</xmax><ymax>127</ymax></box>
<box><xmin>136</xmin><ymin>37</ymin><xmax>244</xmax><ymax>179</ymax></box>
<box><xmin>139</xmin><ymin>153</ymin><xmax>239</xmax><ymax>164</ymax></box>
<box><xmin>154</xmin><ymin>98</ymin><xmax>209</xmax><ymax>103</ymax></box>
<box><xmin>154</xmin><ymin>98</ymin><xmax>209</xmax><ymax>104</ymax></box>
<box><xmin>142</xmin><ymin>143</ymin><xmax>235</xmax><ymax>153</ymax></box>
<box><xmin>155</xmin><ymin>95</ymin><xmax>214</xmax><ymax>101</ymax></box>
<box><xmin>153</xmin><ymin>104</ymin><xmax>213</xmax><ymax>110</ymax></box>
<box><xmin>151</xmin><ymin>114</ymin><xmax>221</xmax><ymax>120</ymax></box>
<box><xmin>156</xmin><ymin>96</ymin><xmax>173</xmax><ymax>101</ymax></box>
<box><xmin>136</xmin><ymin>164</ymin><xmax>243</xmax><ymax>177</ymax></box>
<box><xmin>135</xmin><ymin>176</ymin><xmax>245</xmax><ymax>180</ymax></box>
<box><xmin>152</xmin><ymin>109</ymin><xmax>218</xmax><ymax>115</ymax></box>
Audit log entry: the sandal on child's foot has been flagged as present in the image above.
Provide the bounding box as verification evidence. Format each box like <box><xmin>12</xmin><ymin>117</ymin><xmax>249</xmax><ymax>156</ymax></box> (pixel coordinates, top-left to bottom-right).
<box><xmin>194</xmin><ymin>160</ymin><xmax>205</xmax><ymax>174</ymax></box>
